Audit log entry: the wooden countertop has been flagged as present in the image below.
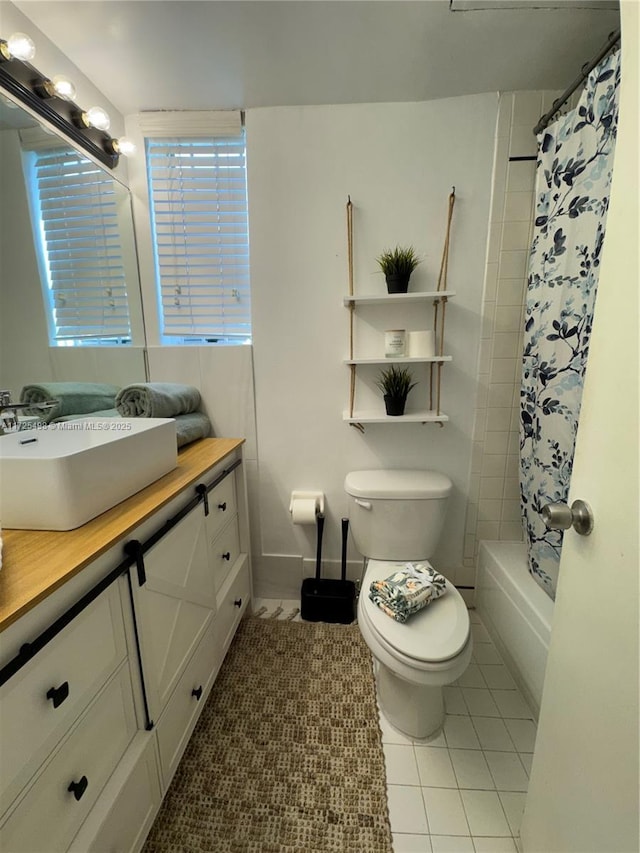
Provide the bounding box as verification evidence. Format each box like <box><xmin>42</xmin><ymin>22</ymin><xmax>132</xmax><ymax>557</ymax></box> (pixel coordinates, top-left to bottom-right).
<box><xmin>0</xmin><ymin>438</ymin><xmax>244</xmax><ymax>632</ymax></box>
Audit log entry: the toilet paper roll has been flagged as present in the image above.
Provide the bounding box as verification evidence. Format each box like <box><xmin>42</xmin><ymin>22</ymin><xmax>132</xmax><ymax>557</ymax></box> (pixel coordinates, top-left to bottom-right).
<box><xmin>291</xmin><ymin>498</ymin><xmax>318</xmax><ymax>525</ymax></box>
<box><xmin>409</xmin><ymin>330</ymin><xmax>436</xmax><ymax>358</ymax></box>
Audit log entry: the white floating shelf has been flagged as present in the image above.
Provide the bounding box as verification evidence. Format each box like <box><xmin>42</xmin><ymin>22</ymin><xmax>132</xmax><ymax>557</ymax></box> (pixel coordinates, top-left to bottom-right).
<box><xmin>343</xmin><ymin>290</ymin><xmax>456</xmax><ymax>306</ymax></box>
<box><xmin>344</xmin><ymin>356</ymin><xmax>452</xmax><ymax>365</ymax></box>
<box><xmin>343</xmin><ymin>409</ymin><xmax>449</xmax><ymax>424</ymax></box>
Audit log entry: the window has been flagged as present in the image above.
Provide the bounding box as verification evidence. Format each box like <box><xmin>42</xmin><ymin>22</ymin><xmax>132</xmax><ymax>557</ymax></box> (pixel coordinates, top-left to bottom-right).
<box><xmin>145</xmin><ymin>130</ymin><xmax>251</xmax><ymax>344</ymax></box>
<box><xmin>22</xmin><ymin>141</ymin><xmax>132</xmax><ymax>346</ymax></box>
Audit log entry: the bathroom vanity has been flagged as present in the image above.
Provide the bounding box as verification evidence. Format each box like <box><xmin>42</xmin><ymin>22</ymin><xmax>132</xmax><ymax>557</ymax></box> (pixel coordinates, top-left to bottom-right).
<box><xmin>0</xmin><ymin>437</ymin><xmax>252</xmax><ymax>852</ymax></box>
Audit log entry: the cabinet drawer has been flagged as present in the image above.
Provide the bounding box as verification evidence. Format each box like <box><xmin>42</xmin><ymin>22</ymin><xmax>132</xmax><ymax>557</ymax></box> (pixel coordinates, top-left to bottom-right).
<box><xmin>68</xmin><ymin>735</ymin><xmax>161</xmax><ymax>853</ymax></box>
<box><xmin>0</xmin><ymin>663</ymin><xmax>137</xmax><ymax>853</ymax></box>
<box><xmin>204</xmin><ymin>473</ymin><xmax>237</xmax><ymax>543</ymax></box>
<box><xmin>216</xmin><ymin>556</ymin><xmax>251</xmax><ymax>659</ymax></box>
<box><xmin>155</xmin><ymin>617</ymin><xmax>220</xmax><ymax>789</ymax></box>
<box><xmin>0</xmin><ymin>583</ymin><xmax>127</xmax><ymax>816</ymax></box>
<box><xmin>211</xmin><ymin>515</ymin><xmax>241</xmax><ymax>598</ymax></box>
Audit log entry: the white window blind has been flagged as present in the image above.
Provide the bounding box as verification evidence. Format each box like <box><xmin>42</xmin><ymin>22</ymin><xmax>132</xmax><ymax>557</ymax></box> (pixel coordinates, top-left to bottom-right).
<box><xmin>145</xmin><ymin>134</ymin><xmax>251</xmax><ymax>341</ymax></box>
<box><xmin>24</xmin><ymin>144</ymin><xmax>131</xmax><ymax>344</ymax></box>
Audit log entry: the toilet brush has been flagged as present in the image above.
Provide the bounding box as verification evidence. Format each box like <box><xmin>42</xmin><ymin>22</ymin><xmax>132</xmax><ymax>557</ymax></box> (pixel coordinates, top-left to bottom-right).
<box><xmin>300</xmin><ymin>515</ymin><xmax>356</xmax><ymax>624</ymax></box>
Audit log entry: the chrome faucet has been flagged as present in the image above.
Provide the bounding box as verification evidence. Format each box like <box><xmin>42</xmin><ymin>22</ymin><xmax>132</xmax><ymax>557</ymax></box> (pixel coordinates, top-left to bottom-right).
<box><xmin>0</xmin><ymin>390</ymin><xmax>19</xmax><ymax>434</ymax></box>
<box><xmin>0</xmin><ymin>391</ymin><xmax>57</xmax><ymax>435</ymax></box>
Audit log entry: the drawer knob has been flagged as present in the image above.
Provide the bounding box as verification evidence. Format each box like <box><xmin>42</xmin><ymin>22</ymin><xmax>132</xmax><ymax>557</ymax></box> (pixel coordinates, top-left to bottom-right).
<box><xmin>234</xmin><ymin>598</ymin><xmax>243</xmax><ymax>608</ymax></box>
<box><xmin>222</xmin><ymin>551</ymin><xmax>231</xmax><ymax>561</ymax></box>
<box><xmin>218</xmin><ymin>502</ymin><xmax>227</xmax><ymax>511</ymax></box>
<box><xmin>191</xmin><ymin>685</ymin><xmax>203</xmax><ymax>701</ymax></box>
<box><xmin>68</xmin><ymin>775</ymin><xmax>88</xmax><ymax>801</ymax></box>
<box><xmin>46</xmin><ymin>681</ymin><xmax>70</xmax><ymax>709</ymax></box>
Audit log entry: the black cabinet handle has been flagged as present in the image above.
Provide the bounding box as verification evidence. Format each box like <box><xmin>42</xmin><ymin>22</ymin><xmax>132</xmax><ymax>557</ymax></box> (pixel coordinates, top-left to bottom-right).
<box><xmin>218</xmin><ymin>502</ymin><xmax>227</xmax><ymax>512</ymax></box>
<box><xmin>191</xmin><ymin>685</ymin><xmax>203</xmax><ymax>701</ymax></box>
<box><xmin>222</xmin><ymin>551</ymin><xmax>231</xmax><ymax>561</ymax></box>
<box><xmin>196</xmin><ymin>484</ymin><xmax>209</xmax><ymax>516</ymax></box>
<box><xmin>68</xmin><ymin>776</ymin><xmax>88</xmax><ymax>801</ymax></box>
<box><xmin>46</xmin><ymin>681</ymin><xmax>70</xmax><ymax>709</ymax></box>
<box><xmin>234</xmin><ymin>598</ymin><xmax>243</xmax><ymax>608</ymax></box>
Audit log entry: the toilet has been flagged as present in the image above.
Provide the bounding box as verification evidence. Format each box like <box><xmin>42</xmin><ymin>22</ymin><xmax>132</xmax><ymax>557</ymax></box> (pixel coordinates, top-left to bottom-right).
<box><xmin>344</xmin><ymin>469</ymin><xmax>472</xmax><ymax>739</ymax></box>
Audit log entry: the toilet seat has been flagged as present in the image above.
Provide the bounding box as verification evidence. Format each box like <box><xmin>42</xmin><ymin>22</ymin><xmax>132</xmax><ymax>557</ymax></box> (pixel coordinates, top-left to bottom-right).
<box><xmin>361</xmin><ymin>559</ymin><xmax>470</xmax><ymax>665</ymax></box>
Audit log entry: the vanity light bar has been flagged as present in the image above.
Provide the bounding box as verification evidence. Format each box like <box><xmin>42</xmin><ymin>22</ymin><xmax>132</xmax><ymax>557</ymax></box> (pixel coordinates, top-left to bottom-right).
<box><xmin>0</xmin><ymin>32</ymin><xmax>132</xmax><ymax>168</ymax></box>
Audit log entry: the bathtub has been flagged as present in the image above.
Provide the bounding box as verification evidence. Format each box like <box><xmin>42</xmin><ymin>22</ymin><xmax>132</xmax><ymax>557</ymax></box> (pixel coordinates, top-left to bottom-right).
<box><xmin>476</xmin><ymin>541</ymin><xmax>555</xmax><ymax>719</ymax></box>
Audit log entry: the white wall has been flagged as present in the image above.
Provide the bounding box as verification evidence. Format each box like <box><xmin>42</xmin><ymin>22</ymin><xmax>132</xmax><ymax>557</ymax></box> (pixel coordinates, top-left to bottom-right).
<box><xmin>246</xmin><ymin>97</ymin><xmax>497</xmax><ymax>596</ymax></box>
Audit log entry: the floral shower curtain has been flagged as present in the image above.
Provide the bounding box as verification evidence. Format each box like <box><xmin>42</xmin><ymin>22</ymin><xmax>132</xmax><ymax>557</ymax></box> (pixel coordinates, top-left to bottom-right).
<box><xmin>520</xmin><ymin>49</ymin><xmax>621</xmax><ymax>599</ymax></box>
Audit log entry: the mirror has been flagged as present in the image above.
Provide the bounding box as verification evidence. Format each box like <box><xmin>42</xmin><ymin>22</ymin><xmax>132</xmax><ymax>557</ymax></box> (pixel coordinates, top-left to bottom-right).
<box><xmin>0</xmin><ymin>87</ymin><xmax>148</xmax><ymax>401</ymax></box>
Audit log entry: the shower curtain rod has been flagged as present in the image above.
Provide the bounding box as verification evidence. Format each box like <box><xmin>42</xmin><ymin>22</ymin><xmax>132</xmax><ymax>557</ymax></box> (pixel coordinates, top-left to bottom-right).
<box><xmin>533</xmin><ymin>27</ymin><xmax>621</xmax><ymax>136</ymax></box>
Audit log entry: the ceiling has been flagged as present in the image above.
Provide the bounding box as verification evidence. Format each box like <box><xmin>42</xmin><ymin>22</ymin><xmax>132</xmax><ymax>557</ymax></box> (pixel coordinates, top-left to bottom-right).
<box><xmin>13</xmin><ymin>1</ymin><xmax>620</xmax><ymax>116</ymax></box>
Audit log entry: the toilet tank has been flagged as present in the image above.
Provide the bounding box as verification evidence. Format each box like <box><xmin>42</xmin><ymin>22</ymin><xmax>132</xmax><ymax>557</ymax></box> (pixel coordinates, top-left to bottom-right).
<box><xmin>344</xmin><ymin>469</ymin><xmax>452</xmax><ymax>561</ymax></box>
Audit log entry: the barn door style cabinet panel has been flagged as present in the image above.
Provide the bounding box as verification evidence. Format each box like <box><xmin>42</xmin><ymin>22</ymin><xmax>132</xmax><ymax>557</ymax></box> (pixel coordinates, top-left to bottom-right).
<box><xmin>130</xmin><ymin>463</ymin><xmax>249</xmax><ymax>789</ymax></box>
<box><xmin>0</xmin><ymin>440</ymin><xmax>252</xmax><ymax>853</ymax></box>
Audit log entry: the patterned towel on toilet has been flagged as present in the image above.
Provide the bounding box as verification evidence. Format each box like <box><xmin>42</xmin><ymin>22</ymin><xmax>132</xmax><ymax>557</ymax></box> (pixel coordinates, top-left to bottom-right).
<box><xmin>368</xmin><ymin>562</ymin><xmax>447</xmax><ymax>623</ymax></box>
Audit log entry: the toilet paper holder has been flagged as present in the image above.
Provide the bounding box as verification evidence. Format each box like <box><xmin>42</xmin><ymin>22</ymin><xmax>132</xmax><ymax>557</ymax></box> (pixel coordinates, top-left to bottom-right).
<box><xmin>289</xmin><ymin>490</ymin><xmax>325</xmax><ymax>517</ymax></box>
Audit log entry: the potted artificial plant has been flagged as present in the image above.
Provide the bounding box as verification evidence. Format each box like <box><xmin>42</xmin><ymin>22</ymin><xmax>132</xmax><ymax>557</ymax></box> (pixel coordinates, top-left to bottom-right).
<box><xmin>376</xmin><ymin>364</ymin><xmax>417</xmax><ymax>416</ymax></box>
<box><xmin>376</xmin><ymin>245</ymin><xmax>421</xmax><ymax>294</ymax></box>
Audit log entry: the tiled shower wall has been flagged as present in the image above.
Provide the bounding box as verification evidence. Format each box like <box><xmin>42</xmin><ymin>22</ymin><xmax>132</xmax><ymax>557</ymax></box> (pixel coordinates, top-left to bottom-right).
<box><xmin>463</xmin><ymin>91</ymin><xmax>564</xmax><ymax>579</ymax></box>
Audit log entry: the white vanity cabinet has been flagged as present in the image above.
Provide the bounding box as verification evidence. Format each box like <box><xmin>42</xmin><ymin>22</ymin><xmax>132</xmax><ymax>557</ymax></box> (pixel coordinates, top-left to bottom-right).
<box><xmin>0</xmin><ymin>440</ymin><xmax>252</xmax><ymax>853</ymax></box>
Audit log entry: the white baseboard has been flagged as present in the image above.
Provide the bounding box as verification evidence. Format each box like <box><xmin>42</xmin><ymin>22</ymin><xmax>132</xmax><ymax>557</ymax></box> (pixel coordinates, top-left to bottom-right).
<box><xmin>252</xmin><ymin>554</ymin><xmax>364</xmax><ymax>599</ymax></box>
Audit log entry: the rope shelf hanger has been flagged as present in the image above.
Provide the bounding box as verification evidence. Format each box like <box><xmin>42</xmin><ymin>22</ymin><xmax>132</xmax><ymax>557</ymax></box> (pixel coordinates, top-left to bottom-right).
<box><xmin>430</xmin><ymin>187</ymin><xmax>456</xmax><ymax>419</ymax></box>
<box><xmin>346</xmin><ymin>196</ymin><xmax>364</xmax><ymax>433</ymax></box>
<box><xmin>345</xmin><ymin>188</ymin><xmax>456</xmax><ymax>431</ymax></box>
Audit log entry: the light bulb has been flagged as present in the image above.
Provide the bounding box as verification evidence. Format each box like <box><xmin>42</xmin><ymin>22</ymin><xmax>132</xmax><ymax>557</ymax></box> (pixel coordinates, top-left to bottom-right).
<box><xmin>40</xmin><ymin>75</ymin><xmax>77</xmax><ymax>101</ymax></box>
<box><xmin>51</xmin><ymin>75</ymin><xmax>76</xmax><ymax>101</ymax></box>
<box><xmin>113</xmin><ymin>137</ymin><xmax>136</xmax><ymax>157</ymax></box>
<box><xmin>6</xmin><ymin>32</ymin><xmax>36</xmax><ymax>62</ymax></box>
<box><xmin>83</xmin><ymin>106</ymin><xmax>110</xmax><ymax>131</ymax></box>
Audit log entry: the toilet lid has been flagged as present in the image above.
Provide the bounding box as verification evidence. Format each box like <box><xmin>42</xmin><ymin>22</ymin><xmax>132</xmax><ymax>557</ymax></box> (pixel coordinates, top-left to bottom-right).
<box><xmin>362</xmin><ymin>560</ymin><xmax>470</xmax><ymax>663</ymax></box>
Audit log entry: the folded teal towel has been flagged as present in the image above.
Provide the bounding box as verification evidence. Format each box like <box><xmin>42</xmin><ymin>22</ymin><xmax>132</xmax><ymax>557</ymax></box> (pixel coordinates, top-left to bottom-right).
<box><xmin>20</xmin><ymin>382</ymin><xmax>121</xmax><ymax>423</ymax></box>
<box><xmin>175</xmin><ymin>412</ymin><xmax>212</xmax><ymax>448</ymax></box>
<box><xmin>116</xmin><ymin>383</ymin><xmax>201</xmax><ymax>418</ymax></box>
<box><xmin>369</xmin><ymin>562</ymin><xmax>447</xmax><ymax>623</ymax></box>
<box><xmin>48</xmin><ymin>408</ymin><xmax>210</xmax><ymax>448</ymax></box>
<box><xmin>53</xmin><ymin>408</ymin><xmax>121</xmax><ymax>422</ymax></box>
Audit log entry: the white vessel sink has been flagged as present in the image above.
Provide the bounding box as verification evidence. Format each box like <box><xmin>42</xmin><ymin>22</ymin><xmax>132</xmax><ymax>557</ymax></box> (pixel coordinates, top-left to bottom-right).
<box><xmin>0</xmin><ymin>418</ymin><xmax>177</xmax><ymax>530</ymax></box>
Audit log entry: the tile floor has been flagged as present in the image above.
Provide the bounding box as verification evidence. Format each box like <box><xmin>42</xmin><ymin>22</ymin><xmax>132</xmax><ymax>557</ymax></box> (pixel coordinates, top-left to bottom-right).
<box><xmin>252</xmin><ymin>600</ymin><xmax>536</xmax><ymax>853</ymax></box>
